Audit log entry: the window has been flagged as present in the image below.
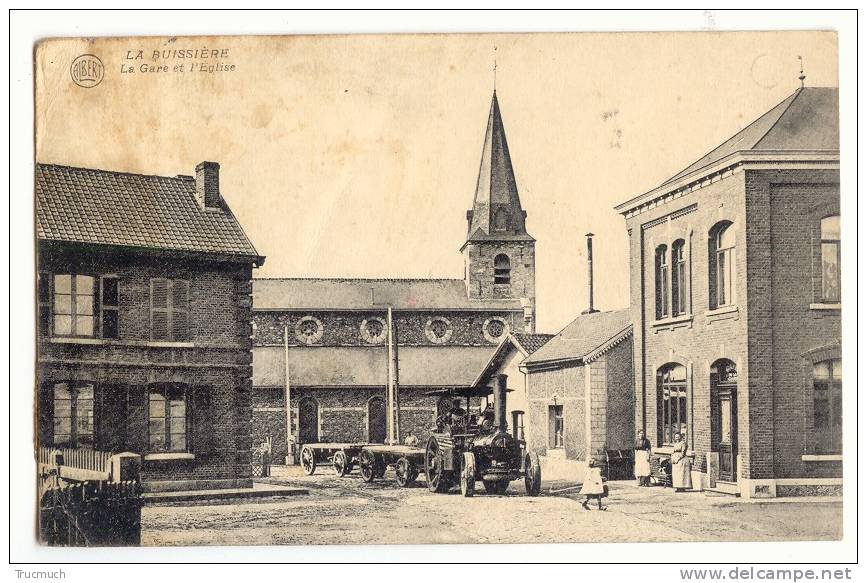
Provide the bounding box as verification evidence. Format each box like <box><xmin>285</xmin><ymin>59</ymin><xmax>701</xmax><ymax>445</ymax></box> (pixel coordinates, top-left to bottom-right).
<box><xmin>658</xmin><ymin>363</ymin><xmax>687</xmax><ymax>445</ymax></box>
<box><xmin>710</xmin><ymin>223</ymin><xmax>736</xmax><ymax>308</ymax></box>
<box><xmin>655</xmin><ymin>245</ymin><xmax>669</xmax><ymax>319</ymax></box>
<box><xmin>820</xmin><ymin>216</ymin><xmax>841</xmax><ymax>303</ymax></box>
<box><xmin>548</xmin><ymin>405</ymin><xmax>564</xmax><ymax>449</ymax></box>
<box><xmin>148</xmin><ymin>386</ymin><xmax>188</xmax><ymax>452</ymax></box>
<box><xmin>494</xmin><ymin>254</ymin><xmax>511</xmax><ymax>284</ymax></box>
<box><xmin>150</xmin><ymin>279</ymin><xmax>190</xmax><ymax>341</ymax></box>
<box><xmin>100</xmin><ymin>276</ymin><xmax>119</xmax><ymax>339</ymax></box>
<box><xmin>671</xmin><ymin>240</ymin><xmax>687</xmax><ymax>316</ymax></box>
<box><xmin>813</xmin><ymin>359</ymin><xmax>842</xmax><ymax>454</ymax></box>
<box><xmin>512</xmin><ymin>410</ymin><xmax>525</xmax><ymax>440</ymax></box>
<box><xmin>53</xmin><ymin>274</ymin><xmax>95</xmax><ymax>337</ymax></box>
<box><xmin>38</xmin><ymin>272</ymin><xmax>51</xmax><ymax>336</ymax></box>
<box><xmin>52</xmin><ymin>382</ymin><xmax>94</xmax><ymax>448</ymax></box>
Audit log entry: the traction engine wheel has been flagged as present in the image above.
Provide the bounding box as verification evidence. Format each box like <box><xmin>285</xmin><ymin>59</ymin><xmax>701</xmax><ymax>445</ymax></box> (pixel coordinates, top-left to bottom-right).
<box><xmin>360</xmin><ymin>449</ymin><xmax>377</xmax><ymax>483</ymax></box>
<box><xmin>300</xmin><ymin>445</ymin><xmax>316</xmax><ymax>476</ymax></box>
<box><xmin>395</xmin><ymin>457</ymin><xmax>415</xmax><ymax>487</ymax></box>
<box><xmin>460</xmin><ymin>452</ymin><xmax>476</xmax><ymax>497</ymax></box>
<box><xmin>333</xmin><ymin>450</ymin><xmax>349</xmax><ymax>477</ymax></box>
<box><xmin>424</xmin><ymin>435</ymin><xmax>452</xmax><ymax>493</ymax></box>
<box><xmin>525</xmin><ymin>451</ymin><xmax>542</xmax><ymax>496</ymax></box>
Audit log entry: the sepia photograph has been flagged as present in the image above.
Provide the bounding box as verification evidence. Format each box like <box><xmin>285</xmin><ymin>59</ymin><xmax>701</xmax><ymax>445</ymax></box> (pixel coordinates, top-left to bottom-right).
<box><xmin>8</xmin><ymin>7</ymin><xmax>858</xmax><ymax>572</ymax></box>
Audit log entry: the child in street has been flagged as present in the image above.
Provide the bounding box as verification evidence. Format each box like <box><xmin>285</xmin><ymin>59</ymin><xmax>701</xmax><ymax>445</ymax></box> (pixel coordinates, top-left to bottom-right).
<box><xmin>579</xmin><ymin>455</ymin><xmax>608</xmax><ymax>510</ymax></box>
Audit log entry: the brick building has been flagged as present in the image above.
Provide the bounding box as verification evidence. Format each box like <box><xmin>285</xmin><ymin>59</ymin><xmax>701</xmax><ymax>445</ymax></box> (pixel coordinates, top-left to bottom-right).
<box><xmin>36</xmin><ymin>161</ymin><xmax>264</xmax><ymax>492</ymax></box>
<box><xmin>252</xmin><ymin>90</ymin><xmax>538</xmax><ymax>461</ymax></box>
<box><xmin>520</xmin><ymin>309</ymin><xmax>634</xmax><ymax>474</ymax></box>
<box><xmin>615</xmin><ymin>86</ymin><xmax>841</xmax><ymax>498</ymax></box>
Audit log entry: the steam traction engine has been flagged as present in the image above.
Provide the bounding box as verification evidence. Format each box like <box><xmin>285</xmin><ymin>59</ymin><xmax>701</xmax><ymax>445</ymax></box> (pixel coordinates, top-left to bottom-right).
<box><xmin>424</xmin><ymin>374</ymin><xmax>542</xmax><ymax>497</ymax></box>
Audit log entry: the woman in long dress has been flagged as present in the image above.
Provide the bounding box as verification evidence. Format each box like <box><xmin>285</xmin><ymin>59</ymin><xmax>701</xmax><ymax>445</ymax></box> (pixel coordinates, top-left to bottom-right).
<box><xmin>580</xmin><ymin>456</ymin><xmax>608</xmax><ymax>510</ymax></box>
<box><xmin>634</xmin><ymin>430</ymin><xmax>652</xmax><ymax>486</ymax></box>
<box><xmin>671</xmin><ymin>432</ymin><xmax>692</xmax><ymax>492</ymax></box>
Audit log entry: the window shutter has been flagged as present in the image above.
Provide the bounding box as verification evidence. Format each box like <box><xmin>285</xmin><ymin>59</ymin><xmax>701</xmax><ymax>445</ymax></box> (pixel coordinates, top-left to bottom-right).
<box><xmin>171</xmin><ymin>280</ymin><xmax>190</xmax><ymax>341</ymax></box>
<box><xmin>191</xmin><ymin>387</ymin><xmax>214</xmax><ymax>456</ymax></box>
<box><xmin>151</xmin><ymin>279</ymin><xmax>169</xmax><ymax>340</ymax></box>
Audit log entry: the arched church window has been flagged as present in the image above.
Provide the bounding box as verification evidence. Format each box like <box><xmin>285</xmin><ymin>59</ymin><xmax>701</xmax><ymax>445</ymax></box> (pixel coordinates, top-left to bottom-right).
<box><xmin>494</xmin><ymin>254</ymin><xmax>511</xmax><ymax>284</ymax></box>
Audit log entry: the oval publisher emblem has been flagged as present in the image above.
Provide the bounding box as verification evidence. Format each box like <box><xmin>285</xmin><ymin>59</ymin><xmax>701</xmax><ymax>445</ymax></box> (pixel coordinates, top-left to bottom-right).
<box><xmin>70</xmin><ymin>54</ymin><xmax>104</xmax><ymax>88</ymax></box>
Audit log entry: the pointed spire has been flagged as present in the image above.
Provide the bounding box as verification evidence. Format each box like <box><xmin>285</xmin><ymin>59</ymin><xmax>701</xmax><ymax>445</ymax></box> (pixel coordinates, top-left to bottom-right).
<box><xmin>464</xmin><ymin>91</ymin><xmax>532</xmax><ymax>246</ymax></box>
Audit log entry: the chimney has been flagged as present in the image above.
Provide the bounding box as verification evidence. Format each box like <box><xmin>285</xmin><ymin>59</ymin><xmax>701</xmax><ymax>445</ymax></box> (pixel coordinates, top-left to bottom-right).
<box><xmin>495</xmin><ymin>374</ymin><xmax>508</xmax><ymax>433</ymax></box>
<box><xmin>582</xmin><ymin>233</ymin><xmax>599</xmax><ymax>315</ymax></box>
<box><xmin>195</xmin><ymin>161</ymin><xmax>221</xmax><ymax>208</ymax></box>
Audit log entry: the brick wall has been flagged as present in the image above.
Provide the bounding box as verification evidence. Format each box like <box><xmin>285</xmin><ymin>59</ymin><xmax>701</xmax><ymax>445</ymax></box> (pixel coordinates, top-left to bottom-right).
<box><xmin>37</xmin><ymin>245</ymin><xmax>255</xmax><ymax>490</ymax></box>
<box><xmin>603</xmin><ymin>339</ymin><xmax>635</xmax><ymax>451</ymax></box>
<box><xmin>624</xmin><ymin>166</ymin><xmax>841</xmax><ymax>483</ymax></box>
<box><xmin>463</xmin><ymin>241</ymin><xmax>535</xmax><ymax>326</ymax></box>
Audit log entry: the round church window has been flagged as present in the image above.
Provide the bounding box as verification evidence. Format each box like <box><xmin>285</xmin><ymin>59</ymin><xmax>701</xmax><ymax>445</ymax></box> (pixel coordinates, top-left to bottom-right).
<box><xmin>483</xmin><ymin>317</ymin><xmax>509</xmax><ymax>344</ymax></box>
<box><xmin>295</xmin><ymin>315</ymin><xmax>324</xmax><ymax>345</ymax></box>
<box><xmin>360</xmin><ymin>317</ymin><xmax>387</xmax><ymax>345</ymax></box>
<box><xmin>425</xmin><ymin>317</ymin><xmax>453</xmax><ymax>344</ymax></box>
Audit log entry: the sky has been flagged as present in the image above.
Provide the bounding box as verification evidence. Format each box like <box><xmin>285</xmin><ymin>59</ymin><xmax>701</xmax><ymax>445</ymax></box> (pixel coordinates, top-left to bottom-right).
<box><xmin>35</xmin><ymin>31</ymin><xmax>839</xmax><ymax>333</ymax></box>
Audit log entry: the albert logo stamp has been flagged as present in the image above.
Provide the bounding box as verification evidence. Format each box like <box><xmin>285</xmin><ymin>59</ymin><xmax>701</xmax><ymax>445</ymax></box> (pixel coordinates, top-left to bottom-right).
<box><xmin>70</xmin><ymin>54</ymin><xmax>104</xmax><ymax>88</ymax></box>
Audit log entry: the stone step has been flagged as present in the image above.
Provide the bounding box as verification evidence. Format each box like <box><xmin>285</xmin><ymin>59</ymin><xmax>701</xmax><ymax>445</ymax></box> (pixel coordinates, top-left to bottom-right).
<box><xmin>706</xmin><ymin>480</ymin><xmax>740</xmax><ymax>497</ymax></box>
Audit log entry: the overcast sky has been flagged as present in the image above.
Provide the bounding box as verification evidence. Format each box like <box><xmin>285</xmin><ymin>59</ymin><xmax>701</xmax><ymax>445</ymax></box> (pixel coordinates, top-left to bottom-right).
<box><xmin>36</xmin><ymin>31</ymin><xmax>838</xmax><ymax>332</ymax></box>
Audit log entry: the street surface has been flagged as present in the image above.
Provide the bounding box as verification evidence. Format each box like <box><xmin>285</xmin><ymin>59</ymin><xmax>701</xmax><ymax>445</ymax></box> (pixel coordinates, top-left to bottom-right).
<box><xmin>141</xmin><ymin>466</ymin><xmax>843</xmax><ymax>546</ymax></box>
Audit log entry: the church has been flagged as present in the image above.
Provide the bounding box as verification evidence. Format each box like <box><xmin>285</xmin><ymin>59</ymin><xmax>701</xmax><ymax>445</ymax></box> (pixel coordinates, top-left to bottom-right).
<box><xmin>251</xmin><ymin>91</ymin><xmax>538</xmax><ymax>462</ymax></box>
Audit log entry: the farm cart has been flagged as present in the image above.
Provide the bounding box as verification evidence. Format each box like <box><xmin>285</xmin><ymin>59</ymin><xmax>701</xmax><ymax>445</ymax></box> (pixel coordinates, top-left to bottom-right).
<box><xmin>424</xmin><ymin>374</ymin><xmax>542</xmax><ymax>497</ymax></box>
<box><xmin>298</xmin><ymin>443</ymin><xmax>368</xmax><ymax>476</ymax></box>
<box><xmin>358</xmin><ymin>444</ymin><xmax>427</xmax><ymax>487</ymax></box>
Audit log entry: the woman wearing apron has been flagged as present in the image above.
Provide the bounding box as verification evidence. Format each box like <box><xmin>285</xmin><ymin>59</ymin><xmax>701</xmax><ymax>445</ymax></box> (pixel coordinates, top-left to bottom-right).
<box><xmin>671</xmin><ymin>432</ymin><xmax>693</xmax><ymax>492</ymax></box>
<box><xmin>634</xmin><ymin>430</ymin><xmax>652</xmax><ymax>486</ymax></box>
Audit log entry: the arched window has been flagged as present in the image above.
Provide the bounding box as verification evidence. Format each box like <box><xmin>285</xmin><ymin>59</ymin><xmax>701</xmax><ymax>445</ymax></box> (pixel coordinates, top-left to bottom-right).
<box><xmin>671</xmin><ymin>239</ymin><xmax>687</xmax><ymax>316</ymax></box>
<box><xmin>813</xmin><ymin>359</ymin><xmax>842</xmax><ymax>454</ymax></box>
<box><xmin>494</xmin><ymin>254</ymin><xmax>511</xmax><ymax>284</ymax></box>
<box><xmin>655</xmin><ymin>245</ymin><xmax>669</xmax><ymax>319</ymax></box>
<box><xmin>709</xmin><ymin>222</ymin><xmax>736</xmax><ymax>309</ymax></box>
<box><xmin>657</xmin><ymin>364</ymin><xmax>687</xmax><ymax>445</ymax></box>
<box><xmin>821</xmin><ymin>215</ymin><xmax>841</xmax><ymax>303</ymax></box>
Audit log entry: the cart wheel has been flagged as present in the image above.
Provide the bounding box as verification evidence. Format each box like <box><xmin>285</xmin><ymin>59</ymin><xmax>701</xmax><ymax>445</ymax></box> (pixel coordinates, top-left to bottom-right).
<box><xmin>300</xmin><ymin>445</ymin><xmax>316</xmax><ymax>476</ymax></box>
<box><xmin>484</xmin><ymin>480</ymin><xmax>509</xmax><ymax>495</ymax></box>
<box><xmin>395</xmin><ymin>458</ymin><xmax>415</xmax><ymax>487</ymax></box>
<box><xmin>524</xmin><ymin>451</ymin><xmax>542</xmax><ymax>496</ymax></box>
<box><xmin>425</xmin><ymin>435</ymin><xmax>452</xmax><ymax>493</ymax></box>
<box><xmin>460</xmin><ymin>452</ymin><xmax>476</xmax><ymax>497</ymax></box>
<box><xmin>360</xmin><ymin>449</ymin><xmax>376</xmax><ymax>483</ymax></box>
<box><xmin>333</xmin><ymin>450</ymin><xmax>349</xmax><ymax>477</ymax></box>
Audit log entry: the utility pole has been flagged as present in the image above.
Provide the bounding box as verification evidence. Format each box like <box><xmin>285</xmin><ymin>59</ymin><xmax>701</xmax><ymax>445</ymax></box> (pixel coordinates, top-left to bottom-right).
<box><xmin>283</xmin><ymin>325</ymin><xmax>294</xmax><ymax>464</ymax></box>
<box><xmin>374</xmin><ymin>289</ymin><xmax>401</xmax><ymax>445</ymax></box>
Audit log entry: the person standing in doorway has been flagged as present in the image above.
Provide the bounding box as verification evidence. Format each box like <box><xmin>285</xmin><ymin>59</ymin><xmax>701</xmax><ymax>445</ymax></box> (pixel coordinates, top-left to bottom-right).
<box><xmin>634</xmin><ymin>430</ymin><xmax>652</xmax><ymax>486</ymax></box>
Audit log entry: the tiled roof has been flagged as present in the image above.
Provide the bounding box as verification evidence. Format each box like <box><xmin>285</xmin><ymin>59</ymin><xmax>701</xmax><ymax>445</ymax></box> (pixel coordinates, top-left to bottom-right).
<box><xmin>253</xmin><ymin>278</ymin><xmax>524</xmax><ymax>311</ymax></box>
<box><xmin>522</xmin><ymin>309</ymin><xmax>632</xmax><ymax>366</ymax></box>
<box><xmin>253</xmin><ymin>345</ymin><xmax>496</xmax><ymax>387</ymax></box>
<box><xmin>512</xmin><ymin>333</ymin><xmax>555</xmax><ymax>355</ymax></box>
<box><xmin>662</xmin><ymin>87</ymin><xmax>839</xmax><ymax>186</ymax></box>
<box><xmin>36</xmin><ymin>163</ymin><xmax>262</xmax><ymax>261</ymax></box>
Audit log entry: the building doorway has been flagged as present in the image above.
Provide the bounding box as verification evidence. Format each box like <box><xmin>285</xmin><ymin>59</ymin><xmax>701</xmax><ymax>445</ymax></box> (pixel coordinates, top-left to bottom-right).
<box><xmin>298</xmin><ymin>397</ymin><xmax>319</xmax><ymax>444</ymax></box>
<box><xmin>367</xmin><ymin>396</ymin><xmax>387</xmax><ymax>443</ymax></box>
<box><xmin>711</xmin><ymin>359</ymin><xmax>738</xmax><ymax>482</ymax></box>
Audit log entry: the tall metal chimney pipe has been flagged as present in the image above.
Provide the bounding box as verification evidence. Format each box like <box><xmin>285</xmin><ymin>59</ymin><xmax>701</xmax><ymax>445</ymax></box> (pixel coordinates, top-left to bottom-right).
<box><xmin>495</xmin><ymin>374</ymin><xmax>508</xmax><ymax>433</ymax></box>
<box><xmin>582</xmin><ymin>233</ymin><xmax>599</xmax><ymax>315</ymax></box>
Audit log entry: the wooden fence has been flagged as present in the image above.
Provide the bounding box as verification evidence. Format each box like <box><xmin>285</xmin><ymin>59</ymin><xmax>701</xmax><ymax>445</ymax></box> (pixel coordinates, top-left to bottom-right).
<box><xmin>38</xmin><ymin>446</ymin><xmax>113</xmax><ymax>482</ymax></box>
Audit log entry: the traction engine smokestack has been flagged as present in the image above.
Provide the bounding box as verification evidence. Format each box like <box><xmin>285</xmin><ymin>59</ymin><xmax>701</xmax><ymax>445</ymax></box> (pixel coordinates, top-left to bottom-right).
<box><xmin>582</xmin><ymin>233</ymin><xmax>599</xmax><ymax>315</ymax></box>
<box><xmin>495</xmin><ymin>374</ymin><xmax>508</xmax><ymax>433</ymax></box>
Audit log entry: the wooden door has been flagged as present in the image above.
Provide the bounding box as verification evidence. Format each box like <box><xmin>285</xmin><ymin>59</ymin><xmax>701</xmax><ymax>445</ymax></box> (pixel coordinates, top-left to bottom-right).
<box><xmin>368</xmin><ymin>397</ymin><xmax>387</xmax><ymax>444</ymax></box>
<box><xmin>298</xmin><ymin>398</ymin><xmax>319</xmax><ymax>444</ymax></box>
<box><xmin>717</xmin><ymin>389</ymin><xmax>737</xmax><ymax>482</ymax></box>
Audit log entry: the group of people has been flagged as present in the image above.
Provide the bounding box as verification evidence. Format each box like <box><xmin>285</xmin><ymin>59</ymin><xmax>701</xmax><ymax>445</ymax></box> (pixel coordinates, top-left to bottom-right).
<box><xmin>579</xmin><ymin>429</ymin><xmax>694</xmax><ymax>510</ymax></box>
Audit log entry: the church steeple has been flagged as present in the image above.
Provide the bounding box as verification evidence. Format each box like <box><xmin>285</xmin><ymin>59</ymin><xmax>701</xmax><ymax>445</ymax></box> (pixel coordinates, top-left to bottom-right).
<box><xmin>461</xmin><ymin>90</ymin><xmax>536</xmax><ymax>331</ymax></box>
<box><xmin>464</xmin><ymin>91</ymin><xmax>533</xmax><ymax>246</ymax></box>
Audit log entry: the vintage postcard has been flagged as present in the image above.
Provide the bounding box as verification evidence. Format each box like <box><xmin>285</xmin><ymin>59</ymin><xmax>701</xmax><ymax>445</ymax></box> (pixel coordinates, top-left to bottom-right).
<box><xmin>31</xmin><ymin>28</ymin><xmax>847</xmax><ymax>551</ymax></box>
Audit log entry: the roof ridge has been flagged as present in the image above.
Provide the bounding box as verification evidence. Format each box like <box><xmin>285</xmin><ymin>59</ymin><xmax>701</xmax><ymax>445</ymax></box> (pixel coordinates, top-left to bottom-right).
<box><xmin>751</xmin><ymin>87</ymin><xmax>805</xmax><ymax>149</ymax></box>
<box><xmin>37</xmin><ymin>162</ymin><xmax>192</xmax><ymax>183</ymax></box>
<box><xmin>660</xmin><ymin>88</ymin><xmax>802</xmax><ymax>186</ymax></box>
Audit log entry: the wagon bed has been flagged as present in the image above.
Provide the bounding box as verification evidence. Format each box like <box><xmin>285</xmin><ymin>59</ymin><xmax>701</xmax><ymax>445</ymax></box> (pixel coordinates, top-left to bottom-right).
<box><xmin>358</xmin><ymin>444</ymin><xmax>426</xmax><ymax>487</ymax></box>
<box><xmin>299</xmin><ymin>443</ymin><xmax>368</xmax><ymax>476</ymax></box>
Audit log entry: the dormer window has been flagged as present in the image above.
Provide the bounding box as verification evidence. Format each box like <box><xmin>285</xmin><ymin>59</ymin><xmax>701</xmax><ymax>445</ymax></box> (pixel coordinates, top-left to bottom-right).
<box><xmin>494</xmin><ymin>254</ymin><xmax>511</xmax><ymax>284</ymax></box>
